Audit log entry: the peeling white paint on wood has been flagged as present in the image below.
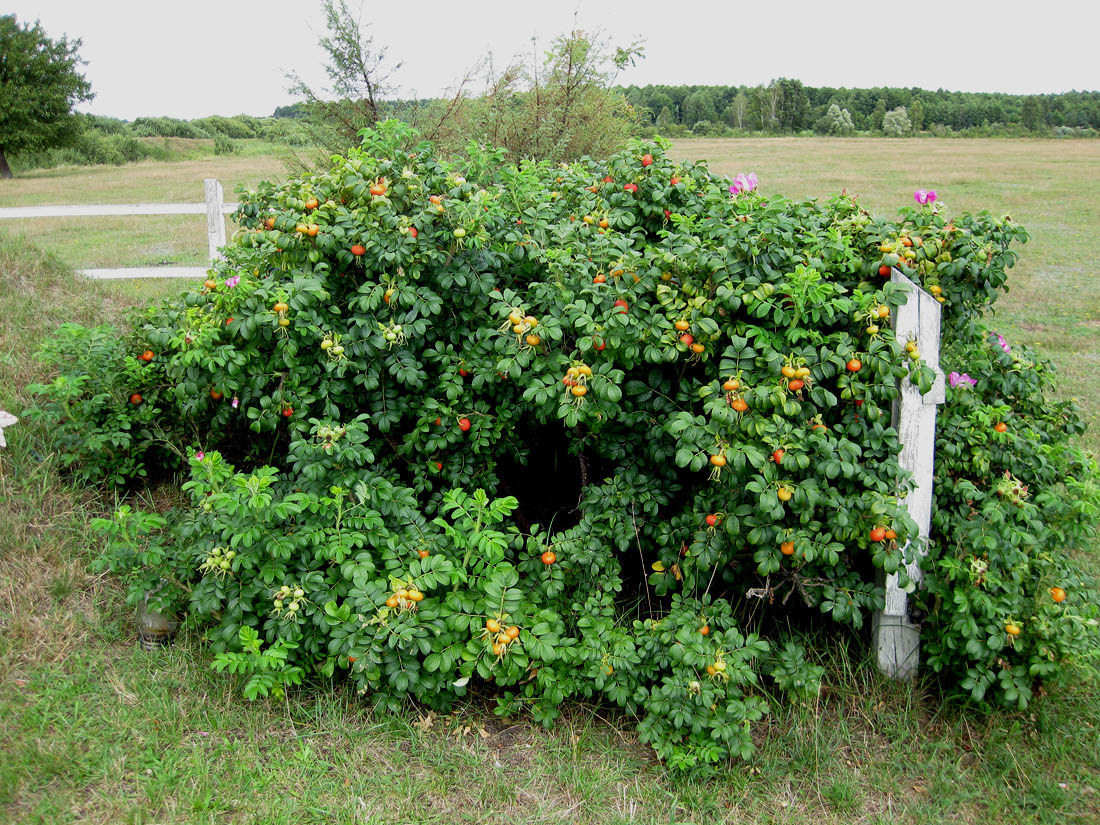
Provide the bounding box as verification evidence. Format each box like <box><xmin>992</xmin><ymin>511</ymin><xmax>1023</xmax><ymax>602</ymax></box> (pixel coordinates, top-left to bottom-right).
<box><xmin>873</xmin><ymin>269</ymin><xmax>946</xmax><ymax>680</ymax></box>
<box><xmin>204</xmin><ymin>179</ymin><xmax>227</xmax><ymax>260</ymax></box>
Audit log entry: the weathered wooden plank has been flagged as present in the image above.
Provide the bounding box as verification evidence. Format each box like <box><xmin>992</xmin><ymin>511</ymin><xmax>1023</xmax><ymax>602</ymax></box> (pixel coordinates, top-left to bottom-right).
<box><xmin>79</xmin><ymin>267</ymin><xmax>209</xmax><ymax>280</ymax></box>
<box><xmin>873</xmin><ymin>269</ymin><xmax>945</xmax><ymax>680</ymax></box>
<box><xmin>205</xmin><ymin>179</ymin><xmax>227</xmax><ymax>260</ymax></box>
<box><xmin>0</xmin><ymin>202</ymin><xmax>238</xmax><ymax>219</ymax></box>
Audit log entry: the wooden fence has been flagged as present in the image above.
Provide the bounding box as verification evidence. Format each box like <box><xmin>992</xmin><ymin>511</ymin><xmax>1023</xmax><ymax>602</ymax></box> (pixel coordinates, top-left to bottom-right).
<box><xmin>0</xmin><ymin>179</ymin><xmax>235</xmax><ymax>280</ymax></box>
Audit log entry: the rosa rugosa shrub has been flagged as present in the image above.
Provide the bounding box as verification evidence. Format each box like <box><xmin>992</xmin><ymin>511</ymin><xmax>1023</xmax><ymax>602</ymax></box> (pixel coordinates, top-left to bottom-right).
<box><xmin>25</xmin><ymin>323</ymin><xmax>175</xmax><ymax>485</ymax></box>
<box><xmin>33</xmin><ymin>120</ymin><xmax>1097</xmax><ymax>771</ymax></box>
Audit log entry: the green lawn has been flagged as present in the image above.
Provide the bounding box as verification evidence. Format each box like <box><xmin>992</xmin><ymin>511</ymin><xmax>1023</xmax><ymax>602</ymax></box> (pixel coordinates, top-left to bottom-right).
<box><xmin>1</xmin><ymin>140</ymin><xmax>1098</xmax><ymax>824</ymax></box>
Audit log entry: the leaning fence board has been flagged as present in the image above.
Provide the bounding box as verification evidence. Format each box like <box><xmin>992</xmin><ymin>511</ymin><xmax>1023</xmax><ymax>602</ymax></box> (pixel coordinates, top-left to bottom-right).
<box><xmin>872</xmin><ymin>270</ymin><xmax>946</xmax><ymax>680</ymax></box>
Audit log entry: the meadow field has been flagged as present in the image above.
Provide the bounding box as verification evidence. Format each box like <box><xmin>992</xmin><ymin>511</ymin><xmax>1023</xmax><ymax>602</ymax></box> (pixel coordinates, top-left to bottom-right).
<box><xmin>1</xmin><ymin>138</ymin><xmax>1098</xmax><ymax>824</ymax></box>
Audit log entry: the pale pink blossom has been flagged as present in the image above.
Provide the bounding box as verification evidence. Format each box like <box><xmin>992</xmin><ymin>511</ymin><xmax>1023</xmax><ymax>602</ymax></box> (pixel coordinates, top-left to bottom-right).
<box><xmin>729</xmin><ymin>173</ymin><xmax>759</xmax><ymax>195</ymax></box>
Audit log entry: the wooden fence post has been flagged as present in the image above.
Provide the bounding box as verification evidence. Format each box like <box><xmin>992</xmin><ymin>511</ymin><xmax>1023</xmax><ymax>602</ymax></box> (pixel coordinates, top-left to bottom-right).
<box><xmin>872</xmin><ymin>270</ymin><xmax>946</xmax><ymax>680</ymax></box>
<box><xmin>204</xmin><ymin>178</ymin><xmax>226</xmax><ymax>261</ymax></box>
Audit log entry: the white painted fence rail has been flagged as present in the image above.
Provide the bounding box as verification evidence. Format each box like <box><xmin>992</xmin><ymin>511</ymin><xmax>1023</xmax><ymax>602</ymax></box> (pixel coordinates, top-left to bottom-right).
<box><xmin>0</xmin><ymin>179</ymin><xmax>237</xmax><ymax>279</ymax></box>
<box><xmin>872</xmin><ymin>269</ymin><xmax>946</xmax><ymax>680</ymax></box>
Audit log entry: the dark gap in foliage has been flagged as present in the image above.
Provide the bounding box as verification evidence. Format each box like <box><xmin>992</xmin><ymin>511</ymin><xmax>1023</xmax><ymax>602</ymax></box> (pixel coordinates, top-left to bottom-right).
<box><xmin>210</xmin><ymin>417</ymin><xmax>282</xmax><ymax>476</ymax></box>
<box><xmin>117</xmin><ymin>446</ymin><xmax>181</xmax><ymax>495</ymax></box>
<box><xmin>495</xmin><ymin>420</ymin><xmax>605</xmax><ymax>534</ymax></box>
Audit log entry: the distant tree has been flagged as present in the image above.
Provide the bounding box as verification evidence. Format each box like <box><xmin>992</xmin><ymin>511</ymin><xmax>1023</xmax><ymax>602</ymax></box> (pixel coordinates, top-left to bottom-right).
<box><xmin>817</xmin><ymin>103</ymin><xmax>854</xmax><ymax>135</ymax></box>
<box><xmin>774</xmin><ymin>78</ymin><xmax>809</xmax><ymax>131</ymax></box>
<box><xmin>762</xmin><ymin>82</ymin><xmax>784</xmax><ymax>130</ymax></box>
<box><xmin>665</xmin><ymin>86</ymin><xmax>691</xmax><ymax>120</ymax></box>
<box><xmin>624</xmin><ymin>87</ymin><xmax>651</xmax><ymax>123</ymax></box>
<box><xmin>1021</xmin><ymin>96</ymin><xmax>1042</xmax><ymax>131</ymax></box>
<box><xmin>882</xmin><ymin>106</ymin><xmax>912</xmax><ymax>136</ymax></box>
<box><xmin>682</xmin><ymin>90</ymin><xmax>718</xmax><ymax>127</ymax></box>
<box><xmin>908</xmin><ymin>98</ymin><xmax>924</xmax><ymax>132</ymax></box>
<box><xmin>615</xmin><ymin>83</ymin><xmax>1099</xmax><ymax>135</ymax></box>
<box><xmin>747</xmin><ymin>85</ymin><xmax>772</xmax><ymax>130</ymax></box>
<box><xmin>272</xmin><ymin>103</ymin><xmax>310</xmax><ymax>119</ymax></box>
<box><xmin>727</xmin><ymin>90</ymin><xmax>748</xmax><ymax>130</ymax></box>
<box><xmin>83</xmin><ymin>114</ymin><xmax>128</xmax><ymax>135</ymax></box>
<box><xmin>648</xmin><ymin>91</ymin><xmax>675</xmax><ymax>119</ymax></box>
<box><xmin>985</xmin><ymin>102</ymin><xmax>1005</xmax><ymax>125</ymax></box>
<box><xmin>655</xmin><ymin>105</ymin><xmax>676</xmax><ymax>131</ymax></box>
<box><xmin>0</xmin><ymin>15</ymin><xmax>93</xmax><ymax>179</ymax></box>
<box><xmin>871</xmin><ymin>98</ymin><xmax>887</xmax><ymax>131</ymax></box>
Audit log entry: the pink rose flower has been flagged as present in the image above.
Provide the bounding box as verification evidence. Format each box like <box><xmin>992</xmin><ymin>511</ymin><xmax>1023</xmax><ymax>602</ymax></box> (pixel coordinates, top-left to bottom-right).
<box><xmin>948</xmin><ymin>372</ymin><xmax>977</xmax><ymax>389</ymax></box>
<box><xmin>730</xmin><ymin>173</ymin><xmax>759</xmax><ymax>195</ymax></box>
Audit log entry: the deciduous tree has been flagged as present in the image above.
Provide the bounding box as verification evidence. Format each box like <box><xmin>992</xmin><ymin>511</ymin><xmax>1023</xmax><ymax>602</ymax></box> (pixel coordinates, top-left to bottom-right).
<box><xmin>882</xmin><ymin>106</ymin><xmax>912</xmax><ymax>136</ymax></box>
<box><xmin>0</xmin><ymin>15</ymin><xmax>93</xmax><ymax>179</ymax></box>
<box><xmin>459</xmin><ymin>29</ymin><xmax>643</xmax><ymax>162</ymax></box>
<box><xmin>871</xmin><ymin>98</ymin><xmax>887</xmax><ymax>132</ymax></box>
<box><xmin>727</xmin><ymin>90</ymin><xmax>747</xmax><ymax>130</ymax></box>
<box><xmin>682</xmin><ymin>90</ymin><xmax>717</xmax><ymax>127</ymax></box>
<box><xmin>817</xmin><ymin>103</ymin><xmax>854</xmax><ymax>136</ymax></box>
<box><xmin>908</xmin><ymin>97</ymin><xmax>924</xmax><ymax>132</ymax></box>
<box><xmin>773</xmin><ymin>78</ymin><xmax>808</xmax><ymax>131</ymax></box>
<box><xmin>1021</xmin><ymin>96</ymin><xmax>1041</xmax><ymax>131</ymax></box>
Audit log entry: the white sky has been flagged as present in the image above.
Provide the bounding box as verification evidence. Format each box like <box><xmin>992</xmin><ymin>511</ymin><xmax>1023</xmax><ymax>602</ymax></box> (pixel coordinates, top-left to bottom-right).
<box><xmin>9</xmin><ymin>0</ymin><xmax>1100</xmax><ymax>121</ymax></box>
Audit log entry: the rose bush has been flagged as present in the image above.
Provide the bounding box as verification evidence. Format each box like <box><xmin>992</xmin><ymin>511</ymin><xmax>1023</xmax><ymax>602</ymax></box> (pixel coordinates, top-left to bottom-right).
<box><xmin>30</xmin><ymin>121</ymin><xmax>1099</xmax><ymax>771</ymax></box>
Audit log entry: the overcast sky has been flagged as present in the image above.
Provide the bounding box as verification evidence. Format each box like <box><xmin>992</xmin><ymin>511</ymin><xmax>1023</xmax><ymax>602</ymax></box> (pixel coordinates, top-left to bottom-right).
<box><xmin>9</xmin><ymin>0</ymin><xmax>1100</xmax><ymax>121</ymax></box>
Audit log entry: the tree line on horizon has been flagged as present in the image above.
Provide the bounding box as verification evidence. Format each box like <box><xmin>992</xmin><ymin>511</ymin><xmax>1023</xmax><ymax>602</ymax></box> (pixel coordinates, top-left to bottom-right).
<box><xmin>267</xmin><ymin>80</ymin><xmax>1100</xmax><ymax>140</ymax></box>
<box><xmin>13</xmin><ymin>79</ymin><xmax>1100</xmax><ymax>174</ymax></box>
<box><xmin>612</xmin><ymin>80</ymin><xmax>1100</xmax><ymax>136</ymax></box>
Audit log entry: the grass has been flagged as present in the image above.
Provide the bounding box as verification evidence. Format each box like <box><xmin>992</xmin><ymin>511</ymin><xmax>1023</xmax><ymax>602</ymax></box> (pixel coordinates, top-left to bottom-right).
<box><xmin>1</xmin><ymin>141</ymin><xmax>1099</xmax><ymax>824</ymax></box>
